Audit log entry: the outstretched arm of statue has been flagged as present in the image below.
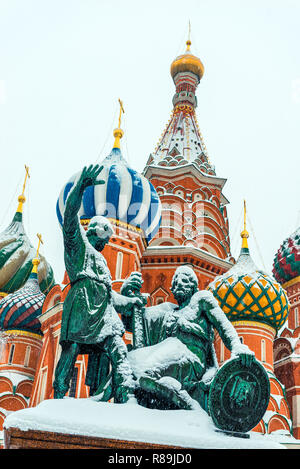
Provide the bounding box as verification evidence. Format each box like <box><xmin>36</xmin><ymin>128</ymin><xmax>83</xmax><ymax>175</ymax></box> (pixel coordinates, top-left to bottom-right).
<box><xmin>206</xmin><ymin>305</ymin><xmax>254</xmax><ymax>366</ymax></box>
<box><xmin>63</xmin><ymin>165</ymin><xmax>105</xmax><ymax>250</ymax></box>
<box><xmin>176</xmin><ymin>316</ymin><xmax>207</xmax><ymax>341</ymax></box>
<box><xmin>190</xmin><ymin>291</ymin><xmax>255</xmax><ymax>367</ymax></box>
<box><xmin>62</xmin><ymin>165</ymin><xmax>106</xmax><ymax>273</ymax></box>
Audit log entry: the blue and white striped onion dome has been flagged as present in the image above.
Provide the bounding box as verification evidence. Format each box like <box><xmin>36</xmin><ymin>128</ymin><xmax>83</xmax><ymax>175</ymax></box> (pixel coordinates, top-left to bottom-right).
<box><xmin>56</xmin><ymin>148</ymin><xmax>162</xmax><ymax>242</ymax></box>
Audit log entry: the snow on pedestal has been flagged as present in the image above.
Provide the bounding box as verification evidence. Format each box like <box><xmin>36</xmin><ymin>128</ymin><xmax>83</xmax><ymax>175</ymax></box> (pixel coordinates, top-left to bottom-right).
<box><xmin>3</xmin><ymin>398</ymin><xmax>286</xmax><ymax>449</ymax></box>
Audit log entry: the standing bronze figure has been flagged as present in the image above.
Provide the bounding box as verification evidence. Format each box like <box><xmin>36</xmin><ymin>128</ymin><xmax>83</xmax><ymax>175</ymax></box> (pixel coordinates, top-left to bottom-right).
<box><xmin>53</xmin><ymin>165</ymin><xmax>142</xmax><ymax>402</ymax></box>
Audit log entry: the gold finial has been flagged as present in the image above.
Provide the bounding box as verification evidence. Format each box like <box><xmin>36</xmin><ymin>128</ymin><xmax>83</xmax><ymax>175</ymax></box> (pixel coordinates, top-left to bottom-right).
<box><xmin>16</xmin><ymin>165</ymin><xmax>30</xmax><ymax>213</ymax></box>
<box><xmin>32</xmin><ymin>233</ymin><xmax>43</xmax><ymax>274</ymax></box>
<box><xmin>113</xmin><ymin>98</ymin><xmax>125</xmax><ymax>149</ymax></box>
<box><xmin>186</xmin><ymin>20</ymin><xmax>191</xmax><ymax>51</ymax></box>
<box><xmin>240</xmin><ymin>199</ymin><xmax>249</xmax><ymax>249</ymax></box>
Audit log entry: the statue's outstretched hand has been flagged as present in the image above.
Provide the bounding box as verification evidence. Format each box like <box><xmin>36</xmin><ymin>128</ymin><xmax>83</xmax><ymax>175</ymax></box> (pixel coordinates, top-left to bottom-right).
<box><xmin>79</xmin><ymin>164</ymin><xmax>105</xmax><ymax>189</ymax></box>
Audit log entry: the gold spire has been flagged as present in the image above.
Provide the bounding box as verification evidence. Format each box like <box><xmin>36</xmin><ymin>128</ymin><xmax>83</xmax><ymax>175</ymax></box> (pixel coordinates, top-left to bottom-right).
<box><xmin>16</xmin><ymin>165</ymin><xmax>30</xmax><ymax>213</ymax></box>
<box><xmin>240</xmin><ymin>200</ymin><xmax>249</xmax><ymax>249</ymax></box>
<box><xmin>32</xmin><ymin>233</ymin><xmax>43</xmax><ymax>274</ymax></box>
<box><xmin>186</xmin><ymin>20</ymin><xmax>191</xmax><ymax>51</ymax></box>
<box><xmin>113</xmin><ymin>99</ymin><xmax>125</xmax><ymax>149</ymax></box>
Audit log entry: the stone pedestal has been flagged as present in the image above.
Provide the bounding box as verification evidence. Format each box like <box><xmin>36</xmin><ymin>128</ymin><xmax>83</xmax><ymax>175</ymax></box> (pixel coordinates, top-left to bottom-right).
<box><xmin>4</xmin><ymin>427</ymin><xmax>182</xmax><ymax>450</ymax></box>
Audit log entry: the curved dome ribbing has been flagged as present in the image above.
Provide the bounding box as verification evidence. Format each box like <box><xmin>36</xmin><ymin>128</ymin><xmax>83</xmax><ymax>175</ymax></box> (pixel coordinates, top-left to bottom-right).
<box><xmin>0</xmin><ymin>212</ymin><xmax>55</xmax><ymax>295</ymax></box>
<box><xmin>0</xmin><ymin>271</ymin><xmax>45</xmax><ymax>334</ymax></box>
<box><xmin>170</xmin><ymin>41</ymin><xmax>204</xmax><ymax>81</ymax></box>
<box><xmin>208</xmin><ymin>246</ymin><xmax>289</xmax><ymax>332</ymax></box>
<box><xmin>273</xmin><ymin>226</ymin><xmax>300</xmax><ymax>284</ymax></box>
<box><xmin>56</xmin><ymin>148</ymin><xmax>162</xmax><ymax>242</ymax></box>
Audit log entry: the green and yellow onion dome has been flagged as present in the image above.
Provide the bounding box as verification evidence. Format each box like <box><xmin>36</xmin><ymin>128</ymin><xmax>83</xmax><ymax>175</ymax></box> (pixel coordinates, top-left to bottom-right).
<box><xmin>208</xmin><ymin>236</ymin><xmax>289</xmax><ymax>332</ymax></box>
<box><xmin>272</xmin><ymin>225</ymin><xmax>300</xmax><ymax>285</ymax></box>
<box><xmin>0</xmin><ymin>211</ymin><xmax>55</xmax><ymax>295</ymax></box>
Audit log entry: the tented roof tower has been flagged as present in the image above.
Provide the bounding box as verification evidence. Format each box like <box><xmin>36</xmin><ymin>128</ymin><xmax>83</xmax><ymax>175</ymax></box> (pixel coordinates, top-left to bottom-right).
<box><xmin>145</xmin><ymin>38</ymin><xmax>214</xmax><ymax>174</ymax></box>
<box><xmin>141</xmin><ymin>37</ymin><xmax>234</xmax><ymax>303</ymax></box>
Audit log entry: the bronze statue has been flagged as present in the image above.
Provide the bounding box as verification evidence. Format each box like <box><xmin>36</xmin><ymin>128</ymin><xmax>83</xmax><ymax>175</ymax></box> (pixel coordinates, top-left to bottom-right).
<box><xmin>53</xmin><ymin>165</ymin><xmax>142</xmax><ymax>402</ymax></box>
<box><xmin>117</xmin><ymin>265</ymin><xmax>256</xmax><ymax>414</ymax></box>
<box><xmin>53</xmin><ymin>164</ymin><xmax>270</xmax><ymax>435</ymax></box>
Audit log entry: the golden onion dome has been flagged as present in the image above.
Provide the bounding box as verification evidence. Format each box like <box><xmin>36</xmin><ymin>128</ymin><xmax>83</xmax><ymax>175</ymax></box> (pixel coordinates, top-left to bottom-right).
<box><xmin>170</xmin><ymin>40</ymin><xmax>204</xmax><ymax>81</ymax></box>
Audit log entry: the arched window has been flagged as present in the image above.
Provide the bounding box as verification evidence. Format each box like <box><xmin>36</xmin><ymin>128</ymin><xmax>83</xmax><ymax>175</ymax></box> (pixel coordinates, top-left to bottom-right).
<box><xmin>156</xmin><ymin>297</ymin><xmax>164</xmax><ymax>305</ymax></box>
<box><xmin>115</xmin><ymin>252</ymin><xmax>123</xmax><ymax>279</ymax></box>
<box><xmin>261</xmin><ymin>339</ymin><xmax>266</xmax><ymax>362</ymax></box>
<box><xmin>220</xmin><ymin>341</ymin><xmax>224</xmax><ymax>363</ymax></box>
<box><xmin>38</xmin><ymin>369</ymin><xmax>47</xmax><ymax>404</ymax></box>
<box><xmin>8</xmin><ymin>344</ymin><xmax>15</xmax><ymax>365</ymax></box>
<box><xmin>24</xmin><ymin>346</ymin><xmax>31</xmax><ymax>367</ymax></box>
<box><xmin>295</xmin><ymin>307</ymin><xmax>299</xmax><ymax>328</ymax></box>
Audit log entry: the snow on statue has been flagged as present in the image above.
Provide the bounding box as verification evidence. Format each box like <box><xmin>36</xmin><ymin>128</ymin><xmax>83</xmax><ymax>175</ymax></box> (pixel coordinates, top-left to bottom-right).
<box><xmin>53</xmin><ymin>164</ymin><xmax>143</xmax><ymax>402</ymax></box>
<box><xmin>93</xmin><ymin>265</ymin><xmax>270</xmax><ymax>434</ymax></box>
<box><xmin>53</xmin><ymin>164</ymin><xmax>270</xmax><ymax>435</ymax></box>
<box><xmin>94</xmin><ymin>266</ymin><xmax>254</xmax><ymax>412</ymax></box>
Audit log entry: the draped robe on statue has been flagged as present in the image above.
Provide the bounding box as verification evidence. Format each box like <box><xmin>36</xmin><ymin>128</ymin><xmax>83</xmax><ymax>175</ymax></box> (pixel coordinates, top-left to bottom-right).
<box><xmin>62</xmin><ymin>215</ymin><xmax>124</xmax><ymax>347</ymax></box>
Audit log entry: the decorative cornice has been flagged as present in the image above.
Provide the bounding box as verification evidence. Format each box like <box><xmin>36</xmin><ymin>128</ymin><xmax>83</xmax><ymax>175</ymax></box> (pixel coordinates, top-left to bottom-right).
<box><xmin>3</xmin><ymin>329</ymin><xmax>43</xmax><ymax>340</ymax></box>
<box><xmin>144</xmin><ymin>163</ymin><xmax>228</xmax><ymax>194</ymax></box>
<box><xmin>231</xmin><ymin>320</ymin><xmax>276</xmax><ymax>335</ymax></box>
<box><xmin>283</xmin><ymin>275</ymin><xmax>300</xmax><ymax>289</ymax></box>
<box><xmin>141</xmin><ymin>245</ymin><xmax>233</xmax><ymax>273</ymax></box>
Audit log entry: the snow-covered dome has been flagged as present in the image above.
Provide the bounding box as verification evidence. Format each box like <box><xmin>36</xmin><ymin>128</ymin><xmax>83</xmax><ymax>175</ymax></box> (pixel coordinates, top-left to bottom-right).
<box><xmin>273</xmin><ymin>226</ymin><xmax>300</xmax><ymax>285</ymax></box>
<box><xmin>56</xmin><ymin>147</ymin><xmax>162</xmax><ymax>243</ymax></box>
<box><xmin>208</xmin><ymin>226</ymin><xmax>289</xmax><ymax>332</ymax></box>
<box><xmin>0</xmin><ymin>211</ymin><xmax>55</xmax><ymax>295</ymax></box>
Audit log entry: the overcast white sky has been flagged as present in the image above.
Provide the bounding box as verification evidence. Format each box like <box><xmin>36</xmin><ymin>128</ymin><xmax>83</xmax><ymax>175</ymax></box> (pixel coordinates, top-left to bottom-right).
<box><xmin>0</xmin><ymin>0</ymin><xmax>299</xmax><ymax>283</ymax></box>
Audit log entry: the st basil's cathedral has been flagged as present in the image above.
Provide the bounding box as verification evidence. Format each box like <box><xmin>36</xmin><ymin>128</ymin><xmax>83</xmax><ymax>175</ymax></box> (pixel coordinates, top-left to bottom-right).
<box><xmin>0</xmin><ymin>36</ymin><xmax>299</xmax><ymax>446</ymax></box>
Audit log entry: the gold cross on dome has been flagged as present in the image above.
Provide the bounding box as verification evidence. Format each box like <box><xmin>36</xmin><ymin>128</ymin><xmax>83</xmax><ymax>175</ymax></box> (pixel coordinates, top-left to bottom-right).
<box><xmin>16</xmin><ymin>165</ymin><xmax>30</xmax><ymax>213</ymax></box>
<box><xmin>31</xmin><ymin>233</ymin><xmax>43</xmax><ymax>274</ymax></box>
<box><xmin>186</xmin><ymin>20</ymin><xmax>192</xmax><ymax>51</ymax></box>
<box><xmin>36</xmin><ymin>233</ymin><xmax>43</xmax><ymax>258</ymax></box>
<box><xmin>241</xmin><ymin>199</ymin><xmax>249</xmax><ymax>249</ymax></box>
<box><xmin>22</xmin><ymin>165</ymin><xmax>30</xmax><ymax>196</ymax></box>
<box><xmin>112</xmin><ymin>99</ymin><xmax>125</xmax><ymax>149</ymax></box>
<box><xmin>118</xmin><ymin>98</ymin><xmax>125</xmax><ymax>129</ymax></box>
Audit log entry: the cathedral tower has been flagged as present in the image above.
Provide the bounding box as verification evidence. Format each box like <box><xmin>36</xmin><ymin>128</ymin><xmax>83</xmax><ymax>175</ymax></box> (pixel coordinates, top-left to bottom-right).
<box><xmin>141</xmin><ymin>38</ymin><xmax>233</xmax><ymax>304</ymax></box>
